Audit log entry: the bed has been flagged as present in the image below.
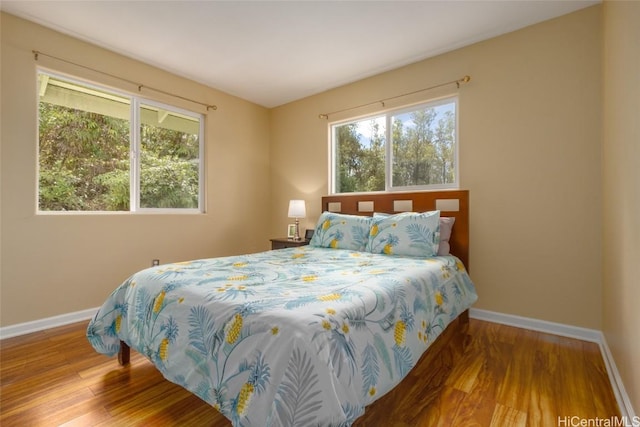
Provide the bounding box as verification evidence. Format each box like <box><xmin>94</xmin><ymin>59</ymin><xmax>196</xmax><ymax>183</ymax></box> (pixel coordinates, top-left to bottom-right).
<box><xmin>87</xmin><ymin>190</ymin><xmax>477</xmax><ymax>426</ymax></box>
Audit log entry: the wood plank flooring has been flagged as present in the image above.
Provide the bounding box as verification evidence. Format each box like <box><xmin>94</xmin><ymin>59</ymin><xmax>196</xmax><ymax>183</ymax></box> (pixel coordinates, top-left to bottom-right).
<box><xmin>0</xmin><ymin>318</ymin><xmax>620</xmax><ymax>426</ymax></box>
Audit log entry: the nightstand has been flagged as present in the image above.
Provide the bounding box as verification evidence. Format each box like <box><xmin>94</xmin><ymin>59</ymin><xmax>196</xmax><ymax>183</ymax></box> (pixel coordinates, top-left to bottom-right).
<box><xmin>270</xmin><ymin>238</ymin><xmax>309</xmax><ymax>250</ymax></box>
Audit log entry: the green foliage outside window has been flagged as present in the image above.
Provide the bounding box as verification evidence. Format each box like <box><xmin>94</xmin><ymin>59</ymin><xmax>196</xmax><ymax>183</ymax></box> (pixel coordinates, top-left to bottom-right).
<box><xmin>38</xmin><ymin>73</ymin><xmax>202</xmax><ymax>211</ymax></box>
<box><xmin>140</xmin><ymin>123</ymin><xmax>200</xmax><ymax>209</ymax></box>
<box><xmin>333</xmin><ymin>99</ymin><xmax>456</xmax><ymax>193</ymax></box>
<box><xmin>38</xmin><ymin>103</ymin><xmax>130</xmax><ymax>211</ymax></box>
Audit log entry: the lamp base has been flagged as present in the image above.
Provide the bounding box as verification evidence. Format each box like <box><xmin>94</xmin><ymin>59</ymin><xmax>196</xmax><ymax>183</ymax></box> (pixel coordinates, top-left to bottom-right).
<box><xmin>293</xmin><ymin>218</ymin><xmax>301</xmax><ymax>241</ymax></box>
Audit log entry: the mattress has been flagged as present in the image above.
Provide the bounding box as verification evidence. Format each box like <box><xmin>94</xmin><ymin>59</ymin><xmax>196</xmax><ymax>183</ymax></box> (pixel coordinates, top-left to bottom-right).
<box><xmin>88</xmin><ymin>246</ymin><xmax>477</xmax><ymax>426</ymax></box>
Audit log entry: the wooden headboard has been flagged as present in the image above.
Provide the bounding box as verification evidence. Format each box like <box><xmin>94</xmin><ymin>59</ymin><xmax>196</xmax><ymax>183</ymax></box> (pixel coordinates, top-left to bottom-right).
<box><xmin>321</xmin><ymin>190</ymin><xmax>469</xmax><ymax>270</ymax></box>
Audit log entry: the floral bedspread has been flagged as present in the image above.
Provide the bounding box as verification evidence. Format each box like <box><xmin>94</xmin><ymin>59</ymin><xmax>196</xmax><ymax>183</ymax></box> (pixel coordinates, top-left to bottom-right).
<box><xmin>87</xmin><ymin>246</ymin><xmax>477</xmax><ymax>426</ymax></box>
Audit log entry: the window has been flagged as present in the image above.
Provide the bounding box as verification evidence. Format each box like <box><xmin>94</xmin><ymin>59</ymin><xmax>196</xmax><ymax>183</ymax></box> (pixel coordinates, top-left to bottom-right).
<box><xmin>37</xmin><ymin>70</ymin><xmax>204</xmax><ymax>212</ymax></box>
<box><xmin>330</xmin><ymin>96</ymin><xmax>458</xmax><ymax>194</ymax></box>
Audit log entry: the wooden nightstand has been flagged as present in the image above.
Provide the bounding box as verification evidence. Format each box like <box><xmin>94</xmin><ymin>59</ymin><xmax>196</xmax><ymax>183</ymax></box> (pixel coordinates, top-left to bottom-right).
<box><xmin>270</xmin><ymin>238</ymin><xmax>309</xmax><ymax>250</ymax></box>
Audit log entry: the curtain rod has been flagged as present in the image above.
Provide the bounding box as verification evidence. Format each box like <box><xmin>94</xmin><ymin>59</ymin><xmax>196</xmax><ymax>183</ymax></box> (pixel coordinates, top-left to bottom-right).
<box><xmin>318</xmin><ymin>75</ymin><xmax>470</xmax><ymax>120</ymax></box>
<box><xmin>33</xmin><ymin>50</ymin><xmax>218</xmax><ymax>112</ymax></box>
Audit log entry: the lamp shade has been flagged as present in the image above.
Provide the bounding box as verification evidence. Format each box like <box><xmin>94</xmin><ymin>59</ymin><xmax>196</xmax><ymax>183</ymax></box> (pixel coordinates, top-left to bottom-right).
<box><xmin>288</xmin><ymin>199</ymin><xmax>306</xmax><ymax>218</ymax></box>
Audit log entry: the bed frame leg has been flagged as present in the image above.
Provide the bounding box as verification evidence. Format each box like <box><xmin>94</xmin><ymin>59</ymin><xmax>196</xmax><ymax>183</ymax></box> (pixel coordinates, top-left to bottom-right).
<box><xmin>118</xmin><ymin>340</ymin><xmax>130</xmax><ymax>365</ymax></box>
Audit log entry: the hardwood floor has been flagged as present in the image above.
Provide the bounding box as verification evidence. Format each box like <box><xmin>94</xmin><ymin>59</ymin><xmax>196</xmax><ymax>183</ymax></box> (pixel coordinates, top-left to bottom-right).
<box><xmin>0</xmin><ymin>318</ymin><xmax>619</xmax><ymax>426</ymax></box>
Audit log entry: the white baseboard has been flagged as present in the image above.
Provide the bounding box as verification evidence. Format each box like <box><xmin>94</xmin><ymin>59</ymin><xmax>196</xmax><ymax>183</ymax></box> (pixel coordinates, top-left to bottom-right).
<box><xmin>598</xmin><ymin>332</ymin><xmax>638</xmax><ymax>422</ymax></box>
<box><xmin>469</xmin><ymin>308</ymin><xmax>604</xmax><ymax>342</ymax></box>
<box><xmin>0</xmin><ymin>307</ymin><xmax>99</xmax><ymax>340</ymax></box>
<box><xmin>469</xmin><ymin>308</ymin><xmax>636</xmax><ymax>421</ymax></box>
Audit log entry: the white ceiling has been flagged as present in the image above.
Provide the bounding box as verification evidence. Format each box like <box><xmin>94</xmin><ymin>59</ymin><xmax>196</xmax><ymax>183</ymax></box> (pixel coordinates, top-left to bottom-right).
<box><xmin>2</xmin><ymin>0</ymin><xmax>598</xmax><ymax>108</ymax></box>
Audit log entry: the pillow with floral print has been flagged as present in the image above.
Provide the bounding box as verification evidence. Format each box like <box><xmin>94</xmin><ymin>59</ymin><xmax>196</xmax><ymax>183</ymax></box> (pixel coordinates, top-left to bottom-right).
<box><xmin>309</xmin><ymin>212</ymin><xmax>372</xmax><ymax>251</ymax></box>
<box><xmin>367</xmin><ymin>210</ymin><xmax>440</xmax><ymax>257</ymax></box>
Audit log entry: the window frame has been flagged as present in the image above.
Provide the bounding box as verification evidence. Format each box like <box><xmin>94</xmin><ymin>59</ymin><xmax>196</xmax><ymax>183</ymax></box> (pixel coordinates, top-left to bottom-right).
<box><xmin>37</xmin><ymin>68</ymin><xmax>205</xmax><ymax>214</ymax></box>
<box><xmin>329</xmin><ymin>95</ymin><xmax>459</xmax><ymax>195</ymax></box>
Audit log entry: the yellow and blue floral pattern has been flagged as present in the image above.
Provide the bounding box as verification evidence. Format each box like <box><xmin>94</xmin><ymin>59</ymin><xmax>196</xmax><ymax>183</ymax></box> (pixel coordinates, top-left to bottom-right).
<box><xmin>87</xmin><ymin>247</ymin><xmax>477</xmax><ymax>426</ymax></box>
<box><xmin>367</xmin><ymin>211</ymin><xmax>441</xmax><ymax>257</ymax></box>
<box><xmin>309</xmin><ymin>212</ymin><xmax>371</xmax><ymax>251</ymax></box>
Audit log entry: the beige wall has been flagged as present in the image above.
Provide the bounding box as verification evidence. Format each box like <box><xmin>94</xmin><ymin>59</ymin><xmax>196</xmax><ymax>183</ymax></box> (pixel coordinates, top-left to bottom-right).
<box><xmin>271</xmin><ymin>6</ymin><xmax>604</xmax><ymax>329</ymax></box>
<box><xmin>603</xmin><ymin>1</ymin><xmax>640</xmax><ymax>413</ymax></box>
<box><xmin>0</xmin><ymin>13</ymin><xmax>272</xmax><ymax>327</ymax></box>
<box><xmin>1</xmin><ymin>1</ymin><xmax>636</xmax><ymax>414</ymax></box>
